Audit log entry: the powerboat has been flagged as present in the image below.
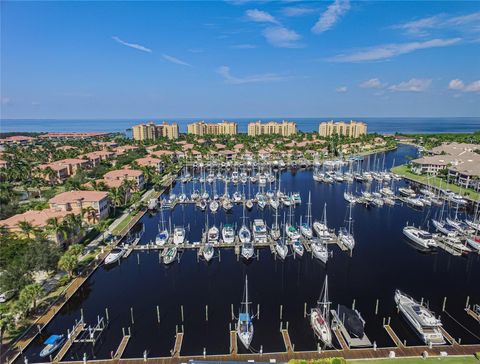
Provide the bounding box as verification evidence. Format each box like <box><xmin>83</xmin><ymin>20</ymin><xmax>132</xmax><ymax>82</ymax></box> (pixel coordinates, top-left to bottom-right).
<box><xmin>208</xmin><ymin>225</ymin><xmax>219</xmax><ymax>244</ymax></box>
<box><xmin>203</xmin><ymin>242</ymin><xmax>214</xmax><ymax>262</ymax></box>
<box><xmin>40</xmin><ymin>335</ymin><xmax>65</xmax><ymax>358</ymax></box>
<box><xmin>337</xmin><ymin>305</ymin><xmax>365</xmax><ymax>338</ymax></box>
<box><xmin>222</xmin><ymin>224</ymin><xmax>235</xmax><ymax>244</ymax></box>
<box><xmin>253</xmin><ymin>219</ymin><xmax>268</xmax><ymax>244</ymax></box>
<box><xmin>395</xmin><ymin>290</ymin><xmax>445</xmax><ymax>345</ymax></box>
<box><xmin>292</xmin><ymin>239</ymin><xmax>304</xmax><ymax>256</ymax></box>
<box><xmin>173</xmin><ymin>227</ymin><xmax>185</xmax><ymax>245</ymax></box>
<box><xmin>209</xmin><ymin>199</ymin><xmax>219</xmax><ymax>213</ymax></box>
<box><xmin>104</xmin><ymin>247</ymin><xmax>125</xmax><ymax>265</ymax></box>
<box><xmin>241</xmin><ymin>241</ymin><xmax>254</xmax><ymax>260</ymax></box>
<box><xmin>163</xmin><ymin>246</ymin><xmax>177</xmax><ymax>265</ymax></box>
<box><xmin>403</xmin><ymin>226</ymin><xmax>437</xmax><ymax>249</ymax></box>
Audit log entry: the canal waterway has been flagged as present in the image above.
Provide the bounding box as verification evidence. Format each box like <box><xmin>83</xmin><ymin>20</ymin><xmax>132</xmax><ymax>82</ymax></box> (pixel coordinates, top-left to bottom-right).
<box><xmin>17</xmin><ymin>144</ymin><xmax>480</xmax><ymax>363</ymax></box>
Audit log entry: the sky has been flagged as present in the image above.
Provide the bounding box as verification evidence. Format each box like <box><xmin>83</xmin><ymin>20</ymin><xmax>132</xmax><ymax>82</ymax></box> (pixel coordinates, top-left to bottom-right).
<box><xmin>1</xmin><ymin>0</ymin><xmax>479</xmax><ymax>119</ymax></box>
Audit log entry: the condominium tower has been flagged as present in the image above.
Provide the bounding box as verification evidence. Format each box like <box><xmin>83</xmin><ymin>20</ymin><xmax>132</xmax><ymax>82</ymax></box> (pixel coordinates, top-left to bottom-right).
<box><xmin>132</xmin><ymin>122</ymin><xmax>179</xmax><ymax>140</ymax></box>
<box><xmin>187</xmin><ymin>121</ymin><xmax>237</xmax><ymax>135</ymax></box>
<box><xmin>318</xmin><ymin>120</ymin><xmax>367</xmax><ymax>138</ymax></box>
<box><xmin>247</xmin><ymin>121</ymin><xmax>297</xmax><ymax>136</ymax></box>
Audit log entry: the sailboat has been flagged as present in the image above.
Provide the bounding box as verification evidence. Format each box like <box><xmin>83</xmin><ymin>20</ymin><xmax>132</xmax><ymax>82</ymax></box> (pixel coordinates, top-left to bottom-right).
<box><xmin>173</xmin><ymin>227</ymin><xmax>186</xmax><ymax>245</ymax></box>
<box><xmin>237</xmin><ymin>275</ymin><xmax>254</xmax><ymax>349</ymax></box>
<box><xmin>203</xmin><ymin>214</ymin><xmax>215</xmax><ymax>262</ymax></box>
<box><xmin>239</xmin><ymin>204</ymin><xmax>254</xmax><ymax>259</ymax></box>
<box><xmin>313</xmin><ymin>203</ymin><xmax>333</xmax><ymax>241</ymax></box>
<box><xmin>310</xmin><ymin>275</ymin><xmax>333</xmax><ymax>347</ymax></box>
<box><xmin>163</xmin><ymin>245</ymin><xmax>177</xmax><ymax>265</ymax></box>
<box><xmin>285</xmin><ymin>205</ymin><xmax>301</xmax><ymax>240</ymax></box>
<box><xmin>270</xmin><ymin>208</ymin><xmax>281</xmax><ymax>241</ymax></box>
<box><xmin>300</xmin><ymin>192</ymin><xmax>313</xmax><ymax>239</ymax></box>
<box><xmin>311</xmin><ymin>237</ymin><xmax>329</xmax><ymax>264</ymax></box>
<box><xmin>339</xmin><ymin>203</ymin><xmax>355</xmax><ymax>250</ymax></box>
<box><xmin>155</xmin><ymin>205</ymin><xmax>169</xmax><ymax>246</ymax></box>
<box><xmin>275</xmin><ymin>214</ymin><xmax>288</xmax><ymax>260</ymax></box>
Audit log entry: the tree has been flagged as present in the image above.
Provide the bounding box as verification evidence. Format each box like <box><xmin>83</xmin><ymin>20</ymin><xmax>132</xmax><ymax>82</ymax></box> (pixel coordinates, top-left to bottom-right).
<box><xmin>0</xmin><ymin>305</ymin><xmax>14</xmax><ymax>358</ymax></box>
<box><xmin>58</xmin><ymin>253</ymin><xmax>78</xmax><ymax>278</ymax></box>
<box><xmin>121</xmin><ymin>178</ymin><xmax>135</xmax><ymax>205</ymax></box>
<box><xmin>108</xmin><ymin>187</ymin><xmax>122</xmax><ymax>215</ymax></box>
<box><xmin>64</xmin><ymin>213</ymin><xmax>84</xmax><ymax>243</ymax></box>
<box><xmin>18</xmin><ymin>221</ymin><xmax>36</xmax><ymax>239</ymax></box>
<box><xmin>46</xmin><ymin>217</ymin><xmax>68</xmax><ymax>244</ymax></box>
<box><xmin>96</xmin><ymin>220</ymin><xmax>110</xmax><ymax>243</ymax></box>
<box><xmin>83</xmin><ymin>205</ymin><xmax>98</xmax><ymax>224</ymax></box>
<box><xmin>67</xmin><ymin>244</ymin><xmax>84</xmax><ymax>256</ymax></box>
<box><xmin>20</xmin><ymin>283</ymin><xmax>44</xmax><ymax>310</ymax></box>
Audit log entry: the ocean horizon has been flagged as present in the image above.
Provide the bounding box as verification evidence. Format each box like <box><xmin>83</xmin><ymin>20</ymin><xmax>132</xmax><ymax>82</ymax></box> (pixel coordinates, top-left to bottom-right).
<box><xmin>1</xmin><ymin>117</ymin><xmax>479</xmax><ymax>135</ymax></box>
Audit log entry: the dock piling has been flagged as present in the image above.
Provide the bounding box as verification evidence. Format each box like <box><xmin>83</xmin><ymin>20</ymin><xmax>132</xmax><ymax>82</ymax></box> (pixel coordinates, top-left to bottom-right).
<box><xmin>442</xmin><ymin>296</ymin><xmax>447</xmax><ymax>311</ymax></box>
<box><xmin>375</xmin><ymin>299</ymin><xmax>379</xmax><ymax>315</ymax></box>
<box><xmin>157</xmin><ymin>305</ymin><xmax>160</xmax><ymax>323</ymax></box>
<box><xmin>122</xmin><ymin>327</ymin><xmax>125</xmax><ymax>336</ymax></box>
<box><xmin>130</xmin><ymin>307</ymin><xmax>135</xmax><ymax>325</ymax></box>
<box><xmin>105</xmin><ymin>307</ymin><xmax>109</xmax><ymax>322</ymax></box>
<box><xmin>304</xmin><ymin>302</ymin><xmax>307</xmax><ymax>318</ymax></box>
<box><xmin>280</xmin><ymin>304</ymin><xmax>283</xmax><ymax>320</ymax></box>
<box><xmin>231</xmin><ymin>304</ymin><xmax>234</xmax><ymax>320</ymax></box>
<box><xmin>137</xmin><ymin>253</ymin><xmax>140</xmax><ymax>265</ymax></box>
<box><xmin>466</xmin><ymin>296</ymin><xmax>470</xmax><ymax>308</ymax></box>
<box><xmin>181</xmin><ymin>305</ymin><xmax>184</xmax><ymax>322</ymax></box>
<box><xmin>257</xmin><ymin>304</ymin><xmax>260</xmax><ymax>320</ymax></box>
<box><xmin>205</xmin><ymin>305</ymin><xmax>208</xmax><ymax>321</ymax></box>
<box><xmin>352</xmin><ymin>299</ymin><xmax>356</xmax><ymax>310</ymax></box>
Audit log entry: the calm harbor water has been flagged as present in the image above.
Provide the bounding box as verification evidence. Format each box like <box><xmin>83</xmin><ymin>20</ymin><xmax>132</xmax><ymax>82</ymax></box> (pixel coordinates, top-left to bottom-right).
<box><xmin>17</xmin><ymin>145</ymin><xmax>480</xmax><ymax>363</ymax></box>
<box><xmin>1</xmin><ymin>117</ymin><xmax>480</xmax><ymax>135</ymax></box>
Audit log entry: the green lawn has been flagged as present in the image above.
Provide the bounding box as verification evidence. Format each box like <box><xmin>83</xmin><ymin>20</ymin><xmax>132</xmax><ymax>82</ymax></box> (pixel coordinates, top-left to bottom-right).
<box><xmin>349</xmin><ymin>356</ymin><xmax>478</xmax><ymax>364</ymax></box>
<box><xmin>392</xmin><ymin>164</ymin><xmax>480</xmax><ymax>201</ymax></box>
<box><xmin>111</xmin><ymin>211</ymin><xmax>136</xmax><ymax>236</ymax></box>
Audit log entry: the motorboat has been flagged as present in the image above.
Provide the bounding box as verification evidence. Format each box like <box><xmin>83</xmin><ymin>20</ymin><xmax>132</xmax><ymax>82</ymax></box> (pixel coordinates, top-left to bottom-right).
<box><xmin>292</xmin><ymin>239</ymin><xmax>304</xmax><ymax>256</ymax></box>
<box><xmin>209</xmin><ymin>199</ymin><xmax>219</xmax><ymax>213</ymax></box>
<box><xmin>40</xmin><ymin>335</ymin><xmax>65</xmax><ymax>358</ymax></box>
<box><xmin>208</xmin><ymin>225</ymin><xmax>219</xmax><ymax>244</ymax></box>
<box><xmin>337</xmin><ymin>305</ymin><xmax>365</xmax><ymax>338</ymax></box>
<box><xmin>233</xmin><ymin>191</ymin><xmax>242</xmax><ymax>203</ymax></box>
<box><xmin>403</xmin><ymin>225</ymin><xmax>437</xmax><ymax>249</ymax></box>
<box><xmin>395</xmin><ymin>290</ymin><xmax>445</xmax><ymax>345</ymax></box>
<box><xmin>237</xmin><ymin>275</ymin><xmax>254</xmax><ymax>349</ymax></box>
<box><xmin>222</xmin><ymin>198</ymin><xmax>233</xmax><ymax>211</ymax></box>
<box><xmin>466</xmin><ymin>235</ymin><xmax>480</xmax><ymax>251</ymax></box>
<box><xmin>404</xmin><ymin>197</ymin><xmax>424</xmax><ymax>208</ymax></box>
<box><xmin>173</xmin><ymin>227</ymin><xmax>185</xmax><ymax>245</ymax></box>
<box><xmin>104</xmin><ymin>247</ymin><xmax>125</xmax><ymax>265</ymax></box>
<box><xmin>222</xmin><ymin>224</ymin><xmax>235</xmax><ymax>244</ymax></box>
<box><xmin>253</xmin><ymin>219</ymin><xmax>268</xmax><ymax>244</ymax></box>
<box><xmin>399</xmin><ymin>187</ymin><xmax>416</xmax><ymax>197</ymax></box>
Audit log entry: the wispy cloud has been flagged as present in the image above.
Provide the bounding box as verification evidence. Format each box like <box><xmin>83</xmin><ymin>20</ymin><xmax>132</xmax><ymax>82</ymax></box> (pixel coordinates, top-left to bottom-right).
<box><xmin>1</xmin><ymin>97</ymin><xmax>11</xmax><ymax>105</ymax></box>
<box><xmin>230</xmin><ymin>43</ymin><xmax>258</xmax><ymax>49</ymax></box>
<box><xmin>282</xmin><ymin>6</ymin><xmax>317</xmax><ymax>17</ymax></box>
<box><xmin>448</xmin><ymin>79</ymin><xmax>480</xmax><ymax>93</ymax></box>
<box><xmin>245</xmin><ymin>9</ymin><xmax>279</xmax><ymax>24</ymax></box>
<box><xmin>312</xmin><ymin>0</ymin><xmax>350</xmax><ymax>34</ymax></box>
<box><xmin>262</xmin><ymin>26</ymin><xmax>302</xmax><ymax>48</ymax></box>
<box><xmin>336</xmin><ymin>86</ymin><xmax>348</xmax><ymax>93</ymax></box>
<box><xmin>359</xmin><ymin>78</ymin><xmax>385</xmax><ymax>89</ymax></box>
<box><xmin>112</xmin><ymin>36</ymin><xmax>152</xmax><ymax>53</ymax></box>
<box><xmin>392</xmin><ymin>12</ymin><xmax>480</xmax><ymax>36</ymax></box>
<box><xmin>217</xmin><ymin>66</ymin><xmax>286</xmax><ymax>84</ymax></box>
<box><xmin>329</xmin><ymin>38</ymin><xmax>461</xmax><ymax>62</ymax></box>
<box><xmin>162</xmin><ymin>54</ymin><xmax>191</xmax><ymax>67</ymax></box>
<box><xmin>388</xmin><ymin>78</ymin><xmax>432</xmax><ymax>92</ymax></box>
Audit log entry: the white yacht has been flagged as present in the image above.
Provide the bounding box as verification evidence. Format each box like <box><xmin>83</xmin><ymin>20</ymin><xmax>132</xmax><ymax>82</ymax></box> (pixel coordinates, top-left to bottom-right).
<box><xmin>237</xmin><ymin>275</ymin><xmax>254</xmax><ymax>349</ymax></box>
<box><xmin>104</xmin><ymin>247</ymin><xmax>125</xmax><ymax>265</ymax></box>
<box><xmin>222</xmin><ymin>198</ymin><xmax>233</xmax><ymax>211</ymax></box>
<box><xmin>203</xmin><ymin>242</ymin><xmax>214</xmax><ymax>262</ymax></box>
<box><xmin>163</xmin><ymin>246</ymin><xmax>177</xmax><ymax>265</ymax></box>
<box><xmin>173</xmin><ymin>227</ymin><xmax>185</xmax><ymax>245</ymax></box>
<box><xmin>395</xmin><ymin>290</ymin><xmax>445</xmax><ymax>345</ymax></box>
<box><xmin>399</xmin><ymin>187</ymin><xmax>416</xmax><ymax>197</ymax></box>
<box><xmin>311</xmin><ymin>238</ymin><xmax>329</xmax><ymax>264</ymax></box>
<box><xmin>311</xmin><ymin>275</ymin><xmax>333</xmax><ymax>347</ymax></box>
<box><xmin>253</xmin><ymin>219</ymin><xmax>268</xmax><ymax>244</ymax></box>
<box><xmin>343</xmin><ymin>191</ymin><xmax>356</xmax><ymax>204</ymax></box>
<box><xmin>403</xmin><ymin>225</ymin><xmax>437</xmax><ymax>249</ymax></box>
<box><xmin>155</xmin><ymin>229</ymin><xmax>169</xmax><ymax>246</ymax></box>
<box><xmin>208</xmin><ymin>225</ymin><xmax>219</xmax><ymax>244</ymax></box>
<box><xmin>222</xmin><ymin>224</ymin><xmax>235</xmax><ymax>244</ymax></box>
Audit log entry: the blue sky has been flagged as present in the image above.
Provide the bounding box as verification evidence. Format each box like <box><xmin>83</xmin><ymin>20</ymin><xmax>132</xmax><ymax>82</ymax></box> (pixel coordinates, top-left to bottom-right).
<box><xmin>1</xmin><ymin>0</ymin><xmax>479</xmax><ymax>119</ymax></box>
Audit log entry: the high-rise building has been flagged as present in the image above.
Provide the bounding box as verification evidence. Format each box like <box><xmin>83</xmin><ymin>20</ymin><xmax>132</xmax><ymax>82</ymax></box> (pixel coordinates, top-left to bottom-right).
<box><xmin>247</xmin><ymin>121</ymin><xmax>297</xmax><ymax>136</ymax></box>
<box><xmin>318</xmin><ymin>120</ymin><xmax>367</xmax><ymax>138</ymax></box>
<box><xmin>132</xmin><ymin>122</ymin><xmax>179</xmax><ymax>140</ymax></box>
<box><xmin>187</xmin><ymin>121</ymin><xmax>237</xmax><ymax>135</ymax></box>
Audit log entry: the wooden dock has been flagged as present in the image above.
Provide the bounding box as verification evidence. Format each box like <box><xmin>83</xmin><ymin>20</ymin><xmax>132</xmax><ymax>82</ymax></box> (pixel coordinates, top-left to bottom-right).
<box><xmin>333</xmin><ymin>328</ymin><xmax>349</xmax><ymax>351</ymax></box>
<box><xmin>281</xmin><ymin>329</ymin><xmax>294</xmax><ymax>353</ymax></box>
<box><xmin>114</xmin><ymin>335</ymin><xmax>131</xmax><ymax>359</ymax></box>
<box><xmin>53</xmin><ymin>321</ymin><xmax>85</xmax><ymax>362</ymax></box>
<box><xmin>172</xmin><ymin>333</ymin><xmax>183</xmax><ymax>358</ymax></box>
<box><xmin>440</xmin><ymin>327</ymin><xmax>457</xmax><ymax>345</ymax></box>
<box><xmin>466</xmin><ymin>307</ymin><xmax>480</xmax><ymax>322</ymax></box>
<box><xmin>230</xmin><ymin>331</ymin><xmax>237</xmax><ymax>354</ymax></box>
<box><xmin>383</xmin><ymin>325</ymin><xmax>405</xmax><ymax>348</ymax></box>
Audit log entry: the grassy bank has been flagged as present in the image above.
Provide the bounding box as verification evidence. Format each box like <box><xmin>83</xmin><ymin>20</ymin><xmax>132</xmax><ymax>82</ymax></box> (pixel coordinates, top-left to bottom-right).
<box><xmin>392</xmin><ymin>164</ymin><xmax>480</xmax><ymax>201</ymax></box>
<box><xmin>348</xmin><ymin>356</ymin><xmax>478</xmax><ymax>364</ymax></box>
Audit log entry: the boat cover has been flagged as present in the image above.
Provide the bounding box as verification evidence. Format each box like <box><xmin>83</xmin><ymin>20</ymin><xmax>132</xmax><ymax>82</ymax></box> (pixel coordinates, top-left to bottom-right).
<box><xmin>239</xmin><ymin>313</ymin><xmax>250</xmax><ymax>322</ymax></box>
<box><xmin>44</xmin><ymin>335</ymin><xmax>62</xmax><ymax>345</ymax></box>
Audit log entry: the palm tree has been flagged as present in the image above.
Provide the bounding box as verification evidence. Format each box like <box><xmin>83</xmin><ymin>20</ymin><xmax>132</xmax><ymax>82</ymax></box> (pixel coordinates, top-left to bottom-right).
<box><xmin>121</xmin><ymin>178</ymin><xmax>135</xmax><ymax>205</ymax></box>
<box><xmin>58</xmin><ymin>253</ymin><xmax>78</xmax><ymax>278</ymax></box>
<box><xmin>108</xmin><ymin>187</ymin><xmax>123</xmax><ymax>215</ymax></box>
<box><xmin>46</xmin><ymin>217</ymin><xmax>68</xmax><ymax>245</ymax></box>
<box><xmin>20</xmin><ymin>283</ymin><xmax>44</xmax><ymax>310</ymax></box>
<box><xmin>96</xmin><ymin>219</ymin><xmax>110</xmax><ymax>243</ymax></box>
<box><xmin>18</xmin><ymin>221</ymin><xmax>36</xmax><ymax>240</ymax></box>
<box><xmin>64</xmin><ymin>213</ymin><xmax>84</xmax><ymax>243</ymax></box>
<box><xmin>83</xmin><ymin>206</ymin><xmax>98</xmax><ymax>224</ymax></box>
<box><xmin>42</xmin><ymin>166</ymin><xmax>57</xmax><ymax>186</ymax></box>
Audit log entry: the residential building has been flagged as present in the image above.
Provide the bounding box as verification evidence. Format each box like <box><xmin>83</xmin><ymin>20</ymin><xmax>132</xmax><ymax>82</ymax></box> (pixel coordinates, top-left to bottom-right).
<box><xmin>132</xmin><ymin>122</ymin><xmax>179</xmax><ymax>140</ymax></box>
<box><xmin>103</xmin><ymin>169</ymin><xmax>144</xmax><ymax>190</ymax></box>
<box><xmin>0</xmin><ymin>135</ymin><xmax>36</xmax><ymax>144</ymax></box>
<box><xmin>247</xmin><ymin>121</ymin><xmax>297</xmax><ymax>136</ymax></box>
<box><xmin>80</xmin><ymin>151</ymin><xmax>114</xmax><ymax>167</ymax></box>
<box><xmin>38</xmin><ymin>132</ymin><xmax>109</xmax><ymax>139</ymax></box>
<box><xmin>187</xmin><ymin>121</ymin><xmax>237</xmax><ymax>135</ymax></box>
<box><xmin>318</xmin><ymin>120</ymin><xmax>367</xmax><ymax>138</ymax></box>
<box><xmin>49</xmin><ymin>190</ymin><xmax>110</xmax><ymax>222</ymax></box>
<box><xmin>135</xmin><ymin>156</ymin><xmax>163</xmax><ymax>172</ymax></box>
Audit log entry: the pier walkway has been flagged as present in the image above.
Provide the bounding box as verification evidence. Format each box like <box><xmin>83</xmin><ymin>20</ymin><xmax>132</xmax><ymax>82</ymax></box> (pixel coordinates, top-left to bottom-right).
<box><xmin>172</xmin><ymin>333</ymin><xmax>183</xmax><ymax>358</ymax></box>
<box><xmin>466</xmin><ymin>307</ymin><xmax>480</xmax><ymax>322</ymax></box>
<box><xmin>114</xmin><ymin>335</ymin><xmax>131</xmax><ymax>360</ymax></box>
<box><xmin>53</xmin><ymin>321</ymin><xmax>85</xmax><ymax>362</ymax></box>
<box><xmin>333</xmin><ymin>327</ymin><xmax>350</xmax><ymax>351</ymax></box>
<box><xmin>229</xmin><ymin>331</ymin><xmax>237</xmax><ymax>354</ymax></box>
<box><xmin>384</xmin><ymin>324</ymin><xmax>405</xmax><ymax>348</ymax></box>
<box><xmin>281</xmin><ymin>329</ymin><xmax>294</xmax><ymax>353</ymax></box>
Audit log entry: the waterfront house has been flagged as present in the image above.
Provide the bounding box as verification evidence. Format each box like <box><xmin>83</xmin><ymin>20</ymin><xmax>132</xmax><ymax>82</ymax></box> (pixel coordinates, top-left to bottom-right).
<box><xmin>80</xmin><ymin>151</ymin><xmax>115</xmax><ymax>167</ymax></box>
<box><xmin>114</xmin><ymin>145</ymin><xmax>138</xmax><ymax>156</ymax></box>
<box><xmin>135</xmin><ymin>156</ymin><xmax>163</xmax><ymax>172</ymax></box>
<box><xmin>103</xmin><ymin>168</ymin><xmax>144</xmax><ymax>191</ymax></box>
<box><xmin>49</xmin><ymin>190</ymin><xmax>110</xmax><ymax>222</ymax></box>
<box><xmin>37</xmin><ymin>163</ymin><xmax>70</xmax><ymax>183</ymax></box>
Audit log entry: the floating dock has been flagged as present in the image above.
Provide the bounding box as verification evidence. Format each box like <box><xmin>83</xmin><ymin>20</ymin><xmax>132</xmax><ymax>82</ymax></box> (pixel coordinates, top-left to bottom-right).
<box><xmin>383</xmin><ymin>324</ymin><xmax>405</xmax><ymax>348</ymax></box>
<box><xmin>114</xmin><ymin>335</ymin><xmax>130</xmax><ymax>359</ymax></box>
<box><xmin>331</xmin><ymin>309</ymin><xmax>372</xmax><ymax>348</ymax></box>
<box><xmin>53</xmin><ymin>319</ymin><xmax>85</xmax><ymax>362</ymax></box>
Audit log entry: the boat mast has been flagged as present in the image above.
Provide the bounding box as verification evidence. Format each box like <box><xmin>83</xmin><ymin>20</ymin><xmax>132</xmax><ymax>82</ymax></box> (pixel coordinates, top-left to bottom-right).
<box><xmin>323</xmin><ymin>203</ymin><xmax>328</xmax><ymax>226</ymax></box>
<box><xmin>306</xmin><ymin>191</ymin><xmax>312</xmax><ymax>226</ymax></box>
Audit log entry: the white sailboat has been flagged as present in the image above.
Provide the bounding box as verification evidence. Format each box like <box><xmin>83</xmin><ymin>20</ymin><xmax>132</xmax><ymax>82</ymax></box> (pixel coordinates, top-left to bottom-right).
<box><xmin>155</xmin><ymin>205</ymin><xmax>169</xmax><ymax>246</ymax></box>
<box><xmin>310</xmin><ymin>275</ymin><xmax>333</xmax><ymax>347</ymax></box>
<box><xmin>300</xmin><ymin>192</ymin><xmax>313</xmax><ymax>239</ymax></box>
<box><xmin>313</xmin><ymin>203</ymin><xmax>334</xmax><ymax>241</ymax></box>
<box><xmin>173</xmin><ymin>227</ymin><xmax>185</xmax><ymax>245</ymax></box>
<box><xmin>311</xmin><ymin>238</ymin><xmax>329</xmax><ymax>264</ymax></box>
<box><xmin>339</xmin><ymin>203</ymin><xmax>355</xmax><ymax>250</ymax></box>
<box><xmin>270</xmin><ymin>208</ymin><xmax>281</xmax><ymax>241</ymax></box>
<box><xmin>237</xmin><ymin>275</ymin><xmax>254</xmax><ymax>349</ymax></box>
<box><xmin>275</xmin><ymin>214</ymin><xmax>288</xmax><ymax>260</ymax></box>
